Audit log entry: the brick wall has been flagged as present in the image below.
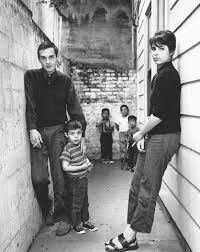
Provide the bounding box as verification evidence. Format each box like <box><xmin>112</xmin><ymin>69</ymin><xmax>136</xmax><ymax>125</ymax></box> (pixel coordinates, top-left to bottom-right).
<box><xmin>0</xmin><ymin>0</ymin><xmax>64</xmax><ymax>251</ymax></box>
<box><xmin>71</xmin><ymin>64</ymin><xmax>137</xmax><ymax>159</ymax></box>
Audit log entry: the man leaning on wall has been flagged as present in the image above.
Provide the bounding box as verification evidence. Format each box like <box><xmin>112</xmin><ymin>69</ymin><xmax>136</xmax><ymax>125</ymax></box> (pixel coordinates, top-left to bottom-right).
<box><xmin>24</xmin><ymin>41</ymin><xmax>86</xmax><ymax>236</ymax></box>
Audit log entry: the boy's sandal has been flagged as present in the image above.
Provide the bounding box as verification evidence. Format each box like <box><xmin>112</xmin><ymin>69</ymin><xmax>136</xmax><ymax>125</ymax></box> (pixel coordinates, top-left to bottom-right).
<box><xmin>105</xmin><ymin>233</ymin><xmax>139</xmax><ymax>252</ymax></box>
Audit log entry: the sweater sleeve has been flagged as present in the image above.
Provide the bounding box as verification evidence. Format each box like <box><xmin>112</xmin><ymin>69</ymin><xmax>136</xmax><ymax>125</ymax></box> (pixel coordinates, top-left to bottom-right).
<box><xmin>151</xmin><ymin>72</ymin><xmax>177</xmax><ymax>120</ymax></box>
<box><xmin>65</xmin><ymin>77</ymin><xmax>87</xmax><ymax>137</ymax></box>
<box><xmin>24</xmin><ymin>70</ymin><xmax>37</xmax><ymax>130</ymax></box>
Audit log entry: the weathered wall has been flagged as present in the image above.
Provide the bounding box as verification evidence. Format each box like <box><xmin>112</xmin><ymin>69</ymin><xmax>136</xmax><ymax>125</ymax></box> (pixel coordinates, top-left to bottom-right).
<box><xmin>60</xmin><ymin>0</ymin><xmax>136</xmax><ymax>158</ymax></box>
<box><xmin>61</xmin><ymin>0</ymin><xmax>132</xmax><ymax>70</ymax></box>
<box><xmin>0</xmin><ymin>0</ymin><xmax>63</xmax><ymax>251</ymax></box>
<box><xmin>71</xmin><ymin>64</ymin><xmax>136</xmax><ymax>159</ymax></box>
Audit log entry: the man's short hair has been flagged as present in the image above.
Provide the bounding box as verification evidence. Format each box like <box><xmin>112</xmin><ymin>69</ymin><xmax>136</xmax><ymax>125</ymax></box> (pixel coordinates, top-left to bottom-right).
<box><xmin>37</xmin><ymin>41</ymin><xmax>58</xmax><ymax>58</ymax></box>
<box><xmin>102</xmin><ymin>108</ymin><xmax>110</xmax><ymax>114</ymax></box>
<box><xmin>149</xmin><ymin>30</ymin><xmax>176</xmax><ymax>52</ymax></box>
<box><xmin>120</xmin><ymin>104</ymin><xmax>129</xmax><ymax>112</ymax></box>
<box><xmin>128</xmin><ymin>115</ymin><xmax>137</xmax><ymax>122</ymax></box>
<box><xmin>64</xmin><ymin>120</ymin><xmax>82</xmax><ymax>133</ymax></box>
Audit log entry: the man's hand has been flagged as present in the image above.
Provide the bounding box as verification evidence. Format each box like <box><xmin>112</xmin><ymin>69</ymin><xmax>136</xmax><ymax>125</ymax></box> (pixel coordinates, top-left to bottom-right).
<box><xmin>30</xmin><ymin>129</ymin><xmax>43</xmax><ymax>148</ymax></box>
<box><xmin>81</xmin><ymin>137</ymin><xmax>87</xmax><ymax>154</ymax></box>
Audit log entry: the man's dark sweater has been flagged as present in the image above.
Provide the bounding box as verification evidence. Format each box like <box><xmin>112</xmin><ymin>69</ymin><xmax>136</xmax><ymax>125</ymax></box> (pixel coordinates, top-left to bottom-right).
<box><xmin>149</xmin><ymin>61</ymin><xmax>181</xmax><ymax>135</ymax></box>
<box><xmin>24</xmin><ymin>68</ymin><xmax>86</xmax><ymax>135</ymax></box>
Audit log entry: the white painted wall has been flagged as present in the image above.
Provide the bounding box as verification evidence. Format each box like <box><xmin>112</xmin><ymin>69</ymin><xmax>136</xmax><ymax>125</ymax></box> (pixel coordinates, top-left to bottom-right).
<box><xmin>135</xmin><ymin>0</ymin><xmax>200</xmax><ymax>251</ymax></box>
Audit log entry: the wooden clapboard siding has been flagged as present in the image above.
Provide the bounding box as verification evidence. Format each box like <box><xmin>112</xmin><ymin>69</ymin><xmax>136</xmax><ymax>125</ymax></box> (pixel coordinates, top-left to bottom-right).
<box><xmin>181</xmin><ymin>81</ymin><xmax>200</xmax><ymax>116</ymax></box>
<box><xmin>162</xmin><ymin>1</ymin><xmax>200</xmax><ymax>251</ymax></box>
<box><xmin>169</xmin><ymin>0</ymin><xmax>200</xmax><ymax>32</ymax></box>
<box><xmin>174</xmin><ymin>6</ymin><xmax>200</xmax><ymax>58</ymax></box>
<box><xmin>160</xmin><ymin>182</ymin><xmax>200</xmax><ymax>252</ymax></box>
<box><xmin>170</xmin><ymin>145</ymin><xmax>200</xmax><ymax>193</ymax></box>
<box><xmin>174</xmin><ymin>44</ymin><xmax>200</xmax><ymax>83</ymax></box>
<box><xmin>164</xmin><ymin>163</ymin><xmax>200</xmax><ymax>225</ymax></box>
<box><xmin>135</xmin><ymin>0</ymin><xmax>200</xmax><ymax>250</ymax></box>
<box><xmin>180</xmin><ymin>116</ymin><xmax>200</xmax><ymax>153</ymax></box>
<box><xmin>136</xmin><ymin>0</ymin><xmax>152</xmax><ymax>126</ymax></box>
<box><xmin>169</xmin><ymin>0</ymin><xmax>179</xmax><ymax>10</ymax></box>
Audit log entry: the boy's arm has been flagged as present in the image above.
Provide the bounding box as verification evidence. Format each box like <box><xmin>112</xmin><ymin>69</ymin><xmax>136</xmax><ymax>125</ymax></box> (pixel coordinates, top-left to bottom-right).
<box><xmin>109</xmin><ymin>120</ymin><xmax>115</xmax><ymax>131</ymax></box>
<box><xmin>115</xmin><ymin>122</ymin><xmax>119</xmax><ymax>131</ymax></box>
<box><xmin>62</xmin><ymin>160</ymin><xmax>89</xmax><ymax>172</ymax></box>
<box><xmin>96</xmin><ymin>118</ymin><xmax>103</xmax><ymax>127</ymax></box>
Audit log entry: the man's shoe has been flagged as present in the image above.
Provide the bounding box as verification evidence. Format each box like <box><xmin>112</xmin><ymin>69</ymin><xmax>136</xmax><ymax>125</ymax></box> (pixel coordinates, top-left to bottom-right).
<box><xmin>74</xmin><ymin>223</ymin><xmax>86</xmax><ymax>234</ymax></box>
<box><xmin>56</xmin><ymin>221</ymin><xmax>71</xmax><ymax>236</ymax></box>
<box><xmin>45</xmin><ymin>212</ymin><xmax>54</xmax><ymax>226</ymax></box>
<box><xmin>83</xmin><ymin>220</ymin><xmax>98</xmax><ymax>232</ymax></box>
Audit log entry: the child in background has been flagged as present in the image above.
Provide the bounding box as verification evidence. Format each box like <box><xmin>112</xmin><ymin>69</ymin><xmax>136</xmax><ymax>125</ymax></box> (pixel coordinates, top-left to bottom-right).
<box><xmin>115</xmin><ymin>105</ymin><xmax>129</xmax><ymax>166</ymax></box>
<box><xmin>60</xmin><ymin>120</ymin><xmax>98</xmax><ymax>234</ymax></box>
<box><xmin>126</xmin><ymin>115</ymin><xmax>139</xmax><ymax>172</ymax></box>
<box><xmin>96</xmin><ymin>108</ymin><xmax>115</xmax><ymax>164</ymax></box>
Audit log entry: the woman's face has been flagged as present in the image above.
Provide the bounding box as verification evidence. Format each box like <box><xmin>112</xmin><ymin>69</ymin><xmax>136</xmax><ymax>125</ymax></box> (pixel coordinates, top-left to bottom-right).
<box><xmin>151</xmin><ymin>44</ymin><xmax>173</xmax><ymax>66</ymax></box>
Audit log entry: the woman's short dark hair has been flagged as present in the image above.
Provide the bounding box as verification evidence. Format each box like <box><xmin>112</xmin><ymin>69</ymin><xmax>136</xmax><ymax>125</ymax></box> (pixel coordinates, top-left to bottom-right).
<box><xmin>64</xmin><ymin>120</ymin><xmax>82</xmax><ymax>133</ymax></box>
<box><xmin>102</xmin><ymin>108</ymin><xmax>110</xmax><ymax>114</ymax></box>
<box><xmin>120</xmin><ymin>104</ymin><xmax>129</xmax><ymax>112</ymax></box>
<box><xmin>149</xmin><ymin>30</ymin><xmax>176</xmax><ymax>52</ymax></box>
<box><xmin>37</xmin><ymin>41</ymin><xmax>59</xmax><ymax>58</ymax></box>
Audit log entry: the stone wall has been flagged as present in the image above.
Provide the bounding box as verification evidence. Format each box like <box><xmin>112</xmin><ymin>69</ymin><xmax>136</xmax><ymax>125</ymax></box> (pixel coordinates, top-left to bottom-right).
<box><xmin>71</xmin><ymin>64</ymin><xmax>137</xmax><ymax>159</ymax></box>
<box><xmin>0</xmin><ymin>0</ymin><xmax>64</xmax><ymax>251</ymax></box>
<box><xmin>61</xmin><ymin>0</ymin><xmax>132</xmax><ymax>70</ymax></box>
<box><xmin>60</xmin><ymin>0</ymin><xmax>136</xmax><ymax>159</ymax></box>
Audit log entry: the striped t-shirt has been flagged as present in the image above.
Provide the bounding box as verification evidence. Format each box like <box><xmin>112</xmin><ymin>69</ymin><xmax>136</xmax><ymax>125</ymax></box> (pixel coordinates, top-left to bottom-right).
<box><xmin>60</xmin><ymin>142</ymin><xmax>88</xmax><ymax>178</ymax></box>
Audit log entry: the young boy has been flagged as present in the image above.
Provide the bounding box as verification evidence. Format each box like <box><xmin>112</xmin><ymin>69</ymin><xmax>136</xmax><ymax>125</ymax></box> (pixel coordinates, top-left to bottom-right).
<box><xmin>96</xmin><ymin>108</ymin><xmax>115</xmax><ymax>164</ymax></box>
<box><xmin>60</xmin><ymin>120</ymin><xmax>98</xmax><ymax>234</ymax></box>
<box><xmin>126</xmin><ymin>115</ymin><xmax>139</xmax><ymax>172</ymax></box>
<box><xmin>115</xmin><ymin>105</ymin><xmax>129</xmax><ymax>166</ymax></box>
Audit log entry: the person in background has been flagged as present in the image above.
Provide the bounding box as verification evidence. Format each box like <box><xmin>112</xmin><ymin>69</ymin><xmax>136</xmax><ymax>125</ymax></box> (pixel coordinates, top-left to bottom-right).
<box><xmin>60</xmin><ymin>120</ymin><xmax>98</xmax><ymax>234</ymax></box>
<box><xmin>115</xmin><ymin>105</ymin><xmax>129</xmax><ymax>168</ymax></box>
<box><xmin>96</xmin><ymin>108</ymin><xmax>115</xmax><ymax>164</ymax></box>
<box><xmin>126</xmin><ymin>115</ymin><xmax>139</xmax><ymax>172</ymax></box>
<box><xmin>24</xmin><ymin>41</ymin><xmax>86</xmax><ymax>236</ymax></box>
<box><xmin>105</xmin><ymin>30</ymin><xmax>181</xmax><ymax>251</ymax></box>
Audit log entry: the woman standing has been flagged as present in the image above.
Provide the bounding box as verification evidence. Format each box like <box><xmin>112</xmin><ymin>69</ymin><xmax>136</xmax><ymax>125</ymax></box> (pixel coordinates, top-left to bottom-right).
<box><xmin>105</xmin><ymin>30</ymin><xmax>181</xmax><ymax>251</ymax></box>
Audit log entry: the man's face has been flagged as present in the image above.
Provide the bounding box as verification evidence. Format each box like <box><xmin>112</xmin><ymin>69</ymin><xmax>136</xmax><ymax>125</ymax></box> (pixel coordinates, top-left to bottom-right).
<box><xmin>66</xmin><ymin>128</ymin><xmax>82</xmax><ymax>145</ymax></box>
<box><xmin>151</xmin><ymin>44</ymin><xmax>173</xmax><ymax>66</ymax></box>
<box><xmin>38</xmin><ymin>47</ymin><xmax>57</xmax><ymax>74</ymax></box>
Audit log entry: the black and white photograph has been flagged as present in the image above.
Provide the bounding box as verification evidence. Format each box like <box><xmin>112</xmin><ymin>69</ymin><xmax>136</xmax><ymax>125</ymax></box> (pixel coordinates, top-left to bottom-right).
<box><xmin>0</xmin><ymin>0</ymin><xmax>199</xmax><ymax>251</ymax></box>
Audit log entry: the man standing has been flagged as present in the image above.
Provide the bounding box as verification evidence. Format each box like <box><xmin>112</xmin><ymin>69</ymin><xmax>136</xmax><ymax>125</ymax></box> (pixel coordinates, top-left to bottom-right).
<box><xmin>24</xmin><ymin>41</ymin><xmax>86</xmax><ymax>236</ymax></box>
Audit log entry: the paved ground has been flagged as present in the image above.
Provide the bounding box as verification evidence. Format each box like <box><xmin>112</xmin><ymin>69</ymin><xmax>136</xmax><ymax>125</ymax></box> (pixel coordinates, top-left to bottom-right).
<box><xmin>29</xmin><ymin>161</ymin><xmax>185</xmax><ymax>252</ymax></box>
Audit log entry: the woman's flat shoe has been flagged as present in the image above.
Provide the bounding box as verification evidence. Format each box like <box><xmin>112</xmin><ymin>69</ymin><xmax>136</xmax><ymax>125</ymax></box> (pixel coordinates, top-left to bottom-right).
<box><xmin>105</xmin><ymin>233</ymin><xmax>139</xmax><ymax>251</ymax></box>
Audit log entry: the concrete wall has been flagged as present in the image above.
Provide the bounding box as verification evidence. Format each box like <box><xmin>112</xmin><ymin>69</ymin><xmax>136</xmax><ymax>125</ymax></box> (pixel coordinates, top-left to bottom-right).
<box><xmin>0</xmin><ymin>0</ymin><xmax>63</xmax><ymax>251</ymax></box>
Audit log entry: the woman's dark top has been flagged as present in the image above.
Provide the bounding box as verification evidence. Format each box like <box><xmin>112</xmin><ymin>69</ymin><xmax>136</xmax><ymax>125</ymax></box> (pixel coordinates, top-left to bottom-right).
<box><xmin>149</xmin><ymin>61</ymin><xmax>181</xmax><ymax>135</ymax></box>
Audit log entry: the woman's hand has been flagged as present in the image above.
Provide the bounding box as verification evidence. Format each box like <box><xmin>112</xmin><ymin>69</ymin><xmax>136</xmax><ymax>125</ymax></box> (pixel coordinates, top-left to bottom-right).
<box><xmin>133</xmin><ymin>131</ymin><xmax>146</xmax><ymax>152</ymax></box>
<box><xmin>137</xmin><ymin>138</ymin><xmax>146</xmax><ymax>152</ymax></box>
<box><xmin>132</xmin><ymin>131</ymin><xmax>144</xmax><ymax>142</ymax></box>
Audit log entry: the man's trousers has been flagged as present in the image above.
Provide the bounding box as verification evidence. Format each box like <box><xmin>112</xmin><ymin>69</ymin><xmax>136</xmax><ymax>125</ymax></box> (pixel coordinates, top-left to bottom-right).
<box><xmin>30</xmin><ymin>124</ymin><xmax>68</xmax><ymax>221</ymax></box>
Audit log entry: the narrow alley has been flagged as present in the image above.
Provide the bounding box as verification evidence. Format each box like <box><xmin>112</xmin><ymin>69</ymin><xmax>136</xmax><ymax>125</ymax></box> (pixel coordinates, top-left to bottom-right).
<box><xmin>29</xmin><ymin>161</ymin><xmax>184</xmax><ymax>252</ymax></box>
